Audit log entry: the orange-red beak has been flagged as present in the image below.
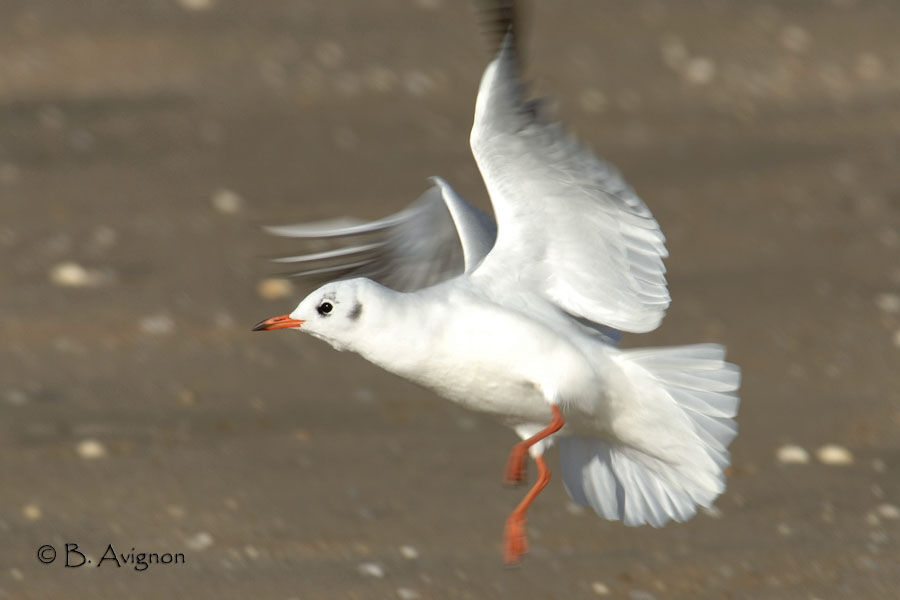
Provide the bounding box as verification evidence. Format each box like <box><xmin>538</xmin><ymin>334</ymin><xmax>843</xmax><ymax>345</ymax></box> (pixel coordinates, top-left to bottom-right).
<box><xmin>252</xmin><ymin>314</ymin><xmax>305</xmax><ymax>331</ymax></box>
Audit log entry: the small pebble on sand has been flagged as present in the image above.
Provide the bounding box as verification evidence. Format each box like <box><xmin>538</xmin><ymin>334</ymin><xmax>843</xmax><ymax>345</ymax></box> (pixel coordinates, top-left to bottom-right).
<box><xmin>177</xmin><ymin>0</ymin><xmax>215</xmax><ymax>11</ymax></box>
<box><xmin>876</xmin><ymin>503</ymin><xmax>900</xmax><ymax>520</ymax></box>
<box><xmin>211</xmin><ymin>189</ymin><xmax>243</xmax><ymax>214</ymax></box>
<box><xmin>185</xmin><ymin>531</ymin><xmax>214</xmax><ymax>551</ymax></box>
<box><xmin>257</xmin><ymin>278</ymin><xmax>294</xmax><ymax>300</ymax></box>
<box><xmin>683</xmin><ymin>57</ymin><xmax>715</xmax><ymax>85</ymax></box>
<box><xmin>399</xmin><ymin>545</ymin><xmax>419</xmax><ymax>559</ymax></box>
<box><xmin>77</xmin><ymin>439</ymin><xmax>108</xmax><ymax>460</ymax></box>
<box><xmin>49</xmin><ymin>262</ymin><xmax>106</xmax><ymax>288</ymax></box>
<box><xmin>816</xmin><ymin>444</ymin><xmax>854</xmax><ymax>466</ymax></box>
<box><xmin>397</xmin><ymin>588</ymin><xmax>421</xmax><ymax>600</ymax></box>
<box><xmin>875</xmin><ymin>293</ymin><xmax>900</xmax><ymax>314</ymax></box>
<box><xmin>592</xmin><ymin>581</ymin><xmax>611</xmax><ymax>595</ymax></box>
<box><xmin>140</xmin><ymin>314</ymin><xmax>175</xmax><ymax>336</ymax></box>
<box><xmin>357</xmin><ymin>562</ymin><xmax>385</xmax><ymax>578</ymax></box>
<box><xmin>22</xmin><ymin>504</ymin><xmax>41</xmax><ymax>521</ymax></box>
<box><xmin>776</xmin><ymin>444</ymin><xmax>810</xmax><ymax>465</ymax></box>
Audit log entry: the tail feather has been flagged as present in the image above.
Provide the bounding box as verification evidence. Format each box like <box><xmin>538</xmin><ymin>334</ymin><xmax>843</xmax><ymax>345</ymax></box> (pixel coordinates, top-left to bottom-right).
<box><xmin>559</xmin><ymin>343</ymin><xmax>740</xmax><ymax>527</ymax></box>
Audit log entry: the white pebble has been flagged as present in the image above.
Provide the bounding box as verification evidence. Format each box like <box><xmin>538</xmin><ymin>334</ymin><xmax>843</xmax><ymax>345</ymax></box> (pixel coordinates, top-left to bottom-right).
<box><xmin>177</xmin><ymin>0</ymin><xmax>215</xmax><ymax>10</ymax></box>
<box><xmin>875</xmin><ymin>293</ymin><xmax>900</xmax><ymax>314</ymax></box>
<box><xmin>140</xmin><ymin>314</ymin><xmax>175</xmax><ymax>336</ymax></box>
<box><xmin>257</xmin><ymin>278</ymin><xmax>294</xmax><ymax>300</ymax></box>
<box><xmin>22</xmin><ymin>504</ymin><xmax>41</xmax><ymax>521</ymax></box>
<box><xmin>77</xmin><ymin>439</ymin><xmax>108</xmax><ymax>460</ymax></box>
<box><xmin>399</xmin><ymin>545</ymin><xmax>419</xmax><ymax>559</ymax></box>
<box><xmin>185</xmin><ymin>531</ymin><xmax>214</xmax><ymax>551</ymax></box>
<box><xmin>357</xmin><ymin>562</ymin><xmax>385</xmax><ymax>578</ymax></box>
<box><xmin>49</xmin><ymin>262</ymin><xmax>104</xmax><ymax>287</ymax></box>
<box><xmin>397</xmin><ymin>588</ymin><xmax>421</xmax><ymax>600</ymax></box>
<box><xmin>876</xmin><ymin>503</ymin><xmax>900</xmax><ymax>520</ymax></box>
<box><xmin>683</xmin><ymin>57</ymin><xmax>716</xmax><ymax>85</ymax></box>
<box><xmin>776</xmin><ymin>444</ymin><xmax>810</xmax><ymax>465</ymax></box>
<box><xmin>817</xmin><ymin>444</ymin><xmax>854</xmax><ymax>466</ymax></box>
<box><xmin>592</xmin><ymin>581</ymin><xmax>611</xmax><ymax>595</ymax></box>
<box><xmin>211</xmin><ymin>188</ymin><xmax>243</xmax><ymax>214</ymax></box>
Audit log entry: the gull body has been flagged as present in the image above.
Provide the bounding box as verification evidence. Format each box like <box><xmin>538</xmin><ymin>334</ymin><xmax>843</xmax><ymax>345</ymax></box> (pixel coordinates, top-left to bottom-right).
<box><xmin>255</xmin><ymin>5</ymin><xmax>740</xmax><ymax>563</ymax></box>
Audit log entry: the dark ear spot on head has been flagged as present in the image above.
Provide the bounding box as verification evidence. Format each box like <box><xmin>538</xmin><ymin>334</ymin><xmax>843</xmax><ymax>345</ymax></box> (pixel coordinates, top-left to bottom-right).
<box><xmin>348</xmin><ymin>302</ymin><xmax>363</xmax><ymax>321</ymax></box>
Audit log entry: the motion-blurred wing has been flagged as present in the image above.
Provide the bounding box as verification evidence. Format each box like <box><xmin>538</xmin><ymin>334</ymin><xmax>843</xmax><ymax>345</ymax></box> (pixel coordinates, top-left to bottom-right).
<box><xmin>267</xmin><ymin>177</ymin><xmax>496</xmax><ymax>292</ymax></box>
<box><xmin>470</xmin><ymin>36</ymin><xmax>669</xmax><ymax>333</ymax></box>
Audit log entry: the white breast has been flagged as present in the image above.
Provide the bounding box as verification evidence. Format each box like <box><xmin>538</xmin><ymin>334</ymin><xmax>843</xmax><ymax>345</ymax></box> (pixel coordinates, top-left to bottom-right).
<box><xmin>357</xmin><ymin>286</ymin><xmax>600</xmax><ymax>427</ymax></box>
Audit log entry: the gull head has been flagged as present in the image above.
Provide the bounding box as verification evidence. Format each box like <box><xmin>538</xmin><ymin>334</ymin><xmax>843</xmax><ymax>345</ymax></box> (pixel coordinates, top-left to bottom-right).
<box><xmin>252</xmin><ymin>278</ymin><xmax>372</xmax><ymax>351</ymax></box>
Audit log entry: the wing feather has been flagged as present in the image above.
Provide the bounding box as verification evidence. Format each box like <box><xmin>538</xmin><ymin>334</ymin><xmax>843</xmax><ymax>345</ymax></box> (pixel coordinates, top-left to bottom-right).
<box><xmin>266</xmin><ymin>179</ymin><xmax>496</xmax><ymax>292</ymax></box>
<box><xmin>470</xmin><ymin>37</ymin><xmax>670</xmax><ymax>333</ymax></box>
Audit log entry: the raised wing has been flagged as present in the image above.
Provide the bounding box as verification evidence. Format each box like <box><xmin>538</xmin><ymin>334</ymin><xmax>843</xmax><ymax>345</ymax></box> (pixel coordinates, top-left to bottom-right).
<box><xmin>267</xmin><ymin>177</ymin><xmax>496</xmax><ymax>292</ymax></box>
<box><xmin>469</xmin><ymin>36</ymin><xmax>669</xmax><ymax>333</ymax></box>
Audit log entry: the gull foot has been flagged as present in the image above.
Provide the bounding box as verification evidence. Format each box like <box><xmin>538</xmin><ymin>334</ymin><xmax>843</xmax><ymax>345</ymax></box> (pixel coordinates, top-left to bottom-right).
<box><xmin>503</xmin><ymin>516</ymin><xmax>529</xmax><ymax>564</ymax></box>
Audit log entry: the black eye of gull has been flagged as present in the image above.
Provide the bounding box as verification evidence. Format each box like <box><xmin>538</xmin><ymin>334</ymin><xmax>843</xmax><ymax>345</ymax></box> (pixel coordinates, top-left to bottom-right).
<box><xmin>317</xmin><ymin>302</ymin><xmax>333</xmax><ymax>316</ymax></box>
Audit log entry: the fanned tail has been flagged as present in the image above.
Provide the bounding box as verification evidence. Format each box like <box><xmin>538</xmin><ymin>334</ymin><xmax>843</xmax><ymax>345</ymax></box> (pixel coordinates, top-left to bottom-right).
<box><xmin>559</xmin><ymin>344</ymin><xmax>740</xmax><ymax>527</ymax></box>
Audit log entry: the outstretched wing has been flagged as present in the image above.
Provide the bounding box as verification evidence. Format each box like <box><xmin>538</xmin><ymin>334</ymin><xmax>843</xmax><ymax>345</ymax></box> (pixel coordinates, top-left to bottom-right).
<box><xmin>469</xmin><ymin>35</ymin><xmax>669</xmax><ymax>333</ymax></box>
<box><xmin>267</xmin><ymin>177</ymin><xmax>496</xmax><ymax>292</ymax></box>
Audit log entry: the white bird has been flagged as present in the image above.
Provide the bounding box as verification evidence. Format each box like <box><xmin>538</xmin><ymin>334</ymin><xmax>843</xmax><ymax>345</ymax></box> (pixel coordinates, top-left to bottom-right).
<box><xmin>254</xmin><ymin>2</ymin><xmax>740</xmax><ymax>564</ymax></box>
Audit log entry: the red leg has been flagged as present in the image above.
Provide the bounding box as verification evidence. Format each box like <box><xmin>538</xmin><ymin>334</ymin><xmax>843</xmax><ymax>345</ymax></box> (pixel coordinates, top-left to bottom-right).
<box><xmin>504</xmin><ymin>454</ymin><xmax>551</xmax><ymax>564</ymax></box>
<box><xmin>503</xmin><ymin>405</ymin><xmax>564</xmax><ymax>486</ymax></box>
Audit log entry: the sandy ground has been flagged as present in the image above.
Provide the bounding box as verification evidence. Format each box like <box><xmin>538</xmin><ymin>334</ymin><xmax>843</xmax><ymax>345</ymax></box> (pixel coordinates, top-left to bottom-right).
<box><xmin>1</xmin><ymin>1</ymin><xmax>899</xmax><ymax>598</ymax></box>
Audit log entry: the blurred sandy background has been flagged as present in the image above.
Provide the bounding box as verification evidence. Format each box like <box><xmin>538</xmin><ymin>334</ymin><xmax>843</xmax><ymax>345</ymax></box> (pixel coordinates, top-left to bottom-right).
<box><xmin>1</xmin><ymin>0</ymin><xmax>899</xmax><ymax>598</ymax></box>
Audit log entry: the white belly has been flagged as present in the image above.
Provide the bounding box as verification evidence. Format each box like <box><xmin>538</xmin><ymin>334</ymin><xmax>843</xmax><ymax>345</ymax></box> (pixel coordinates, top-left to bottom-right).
<box><xmin>365</xmin><ymin>295</ymin><xmax>597</xmax><ymax>427</ymax></box>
